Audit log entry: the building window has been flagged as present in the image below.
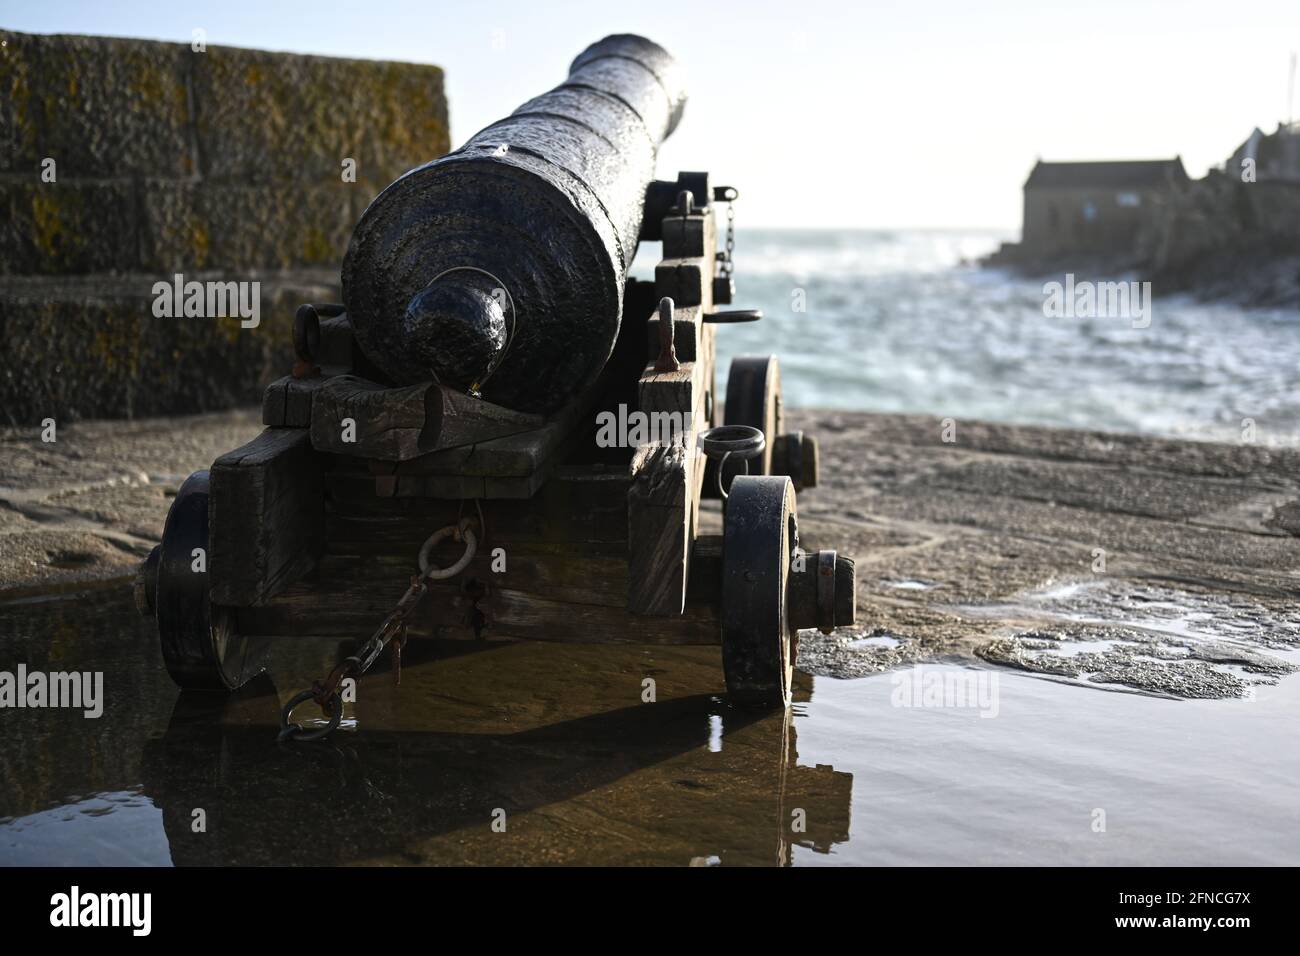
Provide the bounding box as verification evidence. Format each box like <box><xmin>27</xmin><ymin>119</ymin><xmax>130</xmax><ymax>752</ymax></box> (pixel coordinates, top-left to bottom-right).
<box><xmin>1116</xmin><ymin>192</ymin><xmax>1141</xmax><ymax>207</ymax></box>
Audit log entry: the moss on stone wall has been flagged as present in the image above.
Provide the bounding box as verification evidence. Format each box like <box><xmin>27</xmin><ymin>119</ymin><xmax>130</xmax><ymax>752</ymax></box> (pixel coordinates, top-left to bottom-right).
<box><xmin>0</xmin><ymin>28</ymin><xmax>450</xmax><ymax>420</ymax></box>
<box><xmin>0</xmin><ymin>273</ymin><xmax>340</xmax><ymax>424</ymax></box>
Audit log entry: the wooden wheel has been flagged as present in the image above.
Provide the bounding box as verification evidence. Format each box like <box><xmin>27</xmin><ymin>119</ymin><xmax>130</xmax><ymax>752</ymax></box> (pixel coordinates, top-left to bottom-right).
<box><xmin>146</xmin><ymin>471</ymin><xmax>270</xmax><ymax>691</ymax></box>
<box><xmin>724</xmin><ymin>355</ymin><xmax>783</xmax><ymax>476</ymax></box>
<box><xmin>721</xmin><ymin>475</ymin><xmax>798</xmax><ymax>708</ymax></box>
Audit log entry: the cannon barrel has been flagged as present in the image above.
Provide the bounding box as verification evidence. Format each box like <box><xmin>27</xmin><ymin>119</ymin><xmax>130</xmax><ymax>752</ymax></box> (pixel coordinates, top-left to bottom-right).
<box><xmin>341</xmin><ymin>34</ymin><xmax>687</xmax><ymax>414</ymax></box>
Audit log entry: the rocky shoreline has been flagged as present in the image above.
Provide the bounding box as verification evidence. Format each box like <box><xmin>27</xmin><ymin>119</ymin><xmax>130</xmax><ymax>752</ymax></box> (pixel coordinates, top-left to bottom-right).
<box><xmin>986</xmin><ymin>171</ymin><xmax>1300</xmax><ymax>310</ymax></box>
<box><xmin>985</xmin><ymin>245</ymin><xmax>1300</xmax><ymax>310</ymax></box>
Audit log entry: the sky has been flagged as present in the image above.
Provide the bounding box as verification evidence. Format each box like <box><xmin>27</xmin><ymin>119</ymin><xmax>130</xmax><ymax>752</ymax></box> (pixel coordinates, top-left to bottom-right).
<box><xmin>3</xmin><ymin>0</ymin><xmax>1298</xmax><ymax>229</ymax></box>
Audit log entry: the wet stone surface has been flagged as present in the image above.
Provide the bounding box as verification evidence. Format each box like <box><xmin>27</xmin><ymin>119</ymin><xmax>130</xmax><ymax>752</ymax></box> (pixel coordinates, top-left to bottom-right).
<box><xmin>0</xmin><ymin>409</ymin><xmax>263</xmax><ymax>597</ymax></box>
<box><xmin>783</xmin><ymin>408</ymin><xmax>1300</xmax><ymax>701</ymax></box>
<box><xmin>957</xmin><ymin>579</ymin><xmax>1300</xmax><ymax>699</ymax></box>
<box><xmin>796</xmin><ymin>627</ymin><xmax>929</xmax><ymax>679</ymax></box>
<box><xmin>3</xmin><ymin>408</ymin><xmax>1300</xmax><ymax>863</ymax></box>
<box><xmin>979</xmin><ymin>625</ymin><xmax>1296</xmax><ymax>699</ymax></box>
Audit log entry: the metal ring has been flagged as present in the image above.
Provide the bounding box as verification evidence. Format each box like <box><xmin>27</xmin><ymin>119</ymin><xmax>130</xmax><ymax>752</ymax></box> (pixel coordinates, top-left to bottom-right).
<box><xmin>292</xmin><ymin>303</ymin><xmax>345</xmax><ymax>363</ymax></box>
<box><xmin>715</xmin><ymin>452</ymin><xmax>750</xmax><ymax>501</ymax></box>
<box><xmin>700</xmin><ymin>426</ymin><xmax>765</xmax><ymax>501</ymax></box>
<box><xmin>293</xmin><ymin>305</ymin><xmax>321</xmax><ymax>363</ymax></box>
<box><xmin>699</xmin><ymin>424</ymin><xmax>766</xmax><ymax>461</ymax></box>
<box><xmin>278</xmin><ymin>689</ymin><xmax>343</xmax><ymax>742</ymax></box>
<box><xmin>418</xmin><ymin>522</ymin><xmax>478</xmax><ymax>580</ymax></box>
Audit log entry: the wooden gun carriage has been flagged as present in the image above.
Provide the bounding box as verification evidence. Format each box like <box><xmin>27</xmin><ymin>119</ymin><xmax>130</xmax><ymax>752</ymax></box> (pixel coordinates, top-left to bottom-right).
<box><xmin>134</xmin><ymin>36</ymin><xmax>856</xmax><ymax>720</ymax></box>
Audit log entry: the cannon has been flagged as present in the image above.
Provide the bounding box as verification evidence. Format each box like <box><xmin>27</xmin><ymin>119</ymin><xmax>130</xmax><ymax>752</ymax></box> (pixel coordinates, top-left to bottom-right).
<box><xmin>135</xmin><ymin>34</ymin><xmax>856</xmax><ymax>731</ymax></box>
<box><xmin>343</xmin><ymin>34</ymin><xmax>686</xmax><ymax>414</ymax></box>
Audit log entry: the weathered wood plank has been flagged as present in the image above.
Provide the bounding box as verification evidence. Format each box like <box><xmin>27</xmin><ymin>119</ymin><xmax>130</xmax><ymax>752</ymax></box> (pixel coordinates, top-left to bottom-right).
<box><xmin>425</xmin><ymin>586</ymin><xmax>718</xmax><ymax>644</ymax></box>
<box><xmin>637</xmin><ymin>360</ymin><xmax>700</xmax><ymax>420</ymax></box>
<box><xmin>654</xmin><ymin>258</ymin><xmax>710</xmax><ymax>309</ymax></box>
<box><xmin>261</xmin><ymin>377</ymin><xmax>289</xmax><ymax>427</ymax></box>
<box><xmin>625</xmin><ymin>226</ymin><xmax>718</xmax><ymax>615</ymax></box>
<box><xmin>210</xmin><ymin>427</ymin><xmax>323</xmax><ymax>607</ymax></box>
<box><xmin>323</xmin><ymin>464</ymin><xmax>632</xmax><ymax>554</ymax></box>
<box><xmin>261</xmin><ymin>366</ymin><xmax>349</xmax><ymax>427</ymax></box>
<box><xmin>646</xmin><ymin>304</ymin><xmax>703</xmax><ymax>363</ymax></box>
<box><xmin>310</xmin><ymin>375</ymin><xmax>545</xmax><ymax>461</ymax></box>
<box><xmin>312</xmin><ymin>546</ymin><xmax>629</xmax><ymax>608</ymax></box>
<box><xmin>241</xmin><ymin>579</ymin><xmax>718</xmax><ymax>644</ymax></box>
<box><xmin>317</xmin><ymin>314</ymin><xmax>354</xmax><ymax>367</ymax></box>
<box><xmin>627</xmin><ymin>443</ymin><xmax>692</xmax><ymax>615</ymax></box>
<box><xmin>661</xmin><ymin>211</ymin><xmax>714</xmax><ymax>260</ymax></box>
<box><xmin>392</xmin><ymin>397</ymin><xmax>585</xmax><ymax>479</ymax></box>
<box><xmin>310</xmin><ymin>375</ymin><xmax>433</xmax><ymax>459</ymax></box>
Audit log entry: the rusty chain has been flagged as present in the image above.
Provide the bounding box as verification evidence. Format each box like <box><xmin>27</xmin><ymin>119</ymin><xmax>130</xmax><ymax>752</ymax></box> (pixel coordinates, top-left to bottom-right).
<box><xmin>716</xmin><ymin>185</ymin><xmax>738</xmax><ymax>279</ymax></box>
<box><xmin>278</xmin><ymin>516</ymin><xmax>479</xmax><ymax>741</ymax></box>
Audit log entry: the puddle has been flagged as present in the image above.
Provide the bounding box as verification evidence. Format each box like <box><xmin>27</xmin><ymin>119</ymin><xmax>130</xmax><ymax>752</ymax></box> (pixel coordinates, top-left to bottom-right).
<box><xmin>0</xmin><ymin>790</ymin><xmax>169</xmax><ymax>866</ymax></box>
<box><xmin>1</xmin><ymin>586</ymin><xmax>1297</xmax><ymax>865</ymax></box>
<box><xmin>0</xmin><ymin>588</ymin><xmax>847</xmax><ymax>866</ymax></box>
<box><xmin>794</xmin><ymin>664</ymin><xmax>1300</xmax><ymax>865</ymax></box>
<box><xmin>847</xmin><ymin>634</ymin><xmax>903</xmax><ymax>649</ymax></box>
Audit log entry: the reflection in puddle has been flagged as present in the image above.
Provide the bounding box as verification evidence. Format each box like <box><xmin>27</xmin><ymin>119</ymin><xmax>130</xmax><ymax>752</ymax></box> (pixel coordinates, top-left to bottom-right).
<box><xmin>884</xmin><ymin>579</ymin><xmax>939</xmax><ymax>591</ymax></box>
<box><xmin>793</xmin><ymin>665</ymin><xmax>1300</xmax><ymax>865</ymax></box>
<box><xmin>847</xmin><ymin>634</ymin><xmax>903</xmax><ymax>650</ymax></box>
<box><xmin>0</xmin><ymin>791</ymin><xmax>170</xmax><ymax>866</ymax></box>
<box><xmin>0</xmin><ymin>587</ymin><xmax>851</xmax><ymax>866</ymax></box>
<box><xmin>3</xmin><ymin>584</ymin><xmax>1298</xmax><ymax>865</ymax></box>
<box><xmin>708</xmin><ymin>713</ymin><xmax>723</xmax><ymax>752</ymax></box>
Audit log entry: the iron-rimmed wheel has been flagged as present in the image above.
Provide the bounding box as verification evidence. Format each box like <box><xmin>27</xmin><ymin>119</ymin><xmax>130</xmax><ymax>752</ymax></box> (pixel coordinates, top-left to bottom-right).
<box><xmin>721</xmin><ymin>475</ymin><xmax>798</xmax><ymax>708</ymax></box>
<box><xmin>724</xmin><ymin>354</ymin><xmax>783</xmax><ymax>476</ymax></box>
<box><xmin>152</xmin><ymin>471</ymin><xmax>269</xmax><ymax>691</ymax></box>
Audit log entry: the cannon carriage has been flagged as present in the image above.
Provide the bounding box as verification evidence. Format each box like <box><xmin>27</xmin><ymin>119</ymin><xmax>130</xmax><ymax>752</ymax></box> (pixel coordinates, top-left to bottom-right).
<box><xmin>134</xmin><ymin>35</ymin><xmax>856</xmax><ymax>725</ymax></box>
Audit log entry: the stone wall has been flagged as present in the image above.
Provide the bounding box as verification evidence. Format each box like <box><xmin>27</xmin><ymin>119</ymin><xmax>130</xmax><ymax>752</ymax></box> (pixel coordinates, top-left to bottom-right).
<box><xmin>0</xmin><ymin>29</ymin><xmax>449</xmax><ymax>423</ymax></box>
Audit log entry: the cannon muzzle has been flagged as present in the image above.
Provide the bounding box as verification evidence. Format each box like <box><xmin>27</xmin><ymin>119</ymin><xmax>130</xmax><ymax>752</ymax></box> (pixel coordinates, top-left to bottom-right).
<box><xmin>343</xmin><ymin>34</ymin><xmax>687</xmax><ymax>413</ymax></box>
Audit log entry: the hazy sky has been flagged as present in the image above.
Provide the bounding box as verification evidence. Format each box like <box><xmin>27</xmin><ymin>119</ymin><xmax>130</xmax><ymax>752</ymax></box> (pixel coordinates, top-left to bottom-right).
<box><xmin>4</xmin><ymin>0</ymin><xmax>1298</xmax><ymax>228</ymax></box>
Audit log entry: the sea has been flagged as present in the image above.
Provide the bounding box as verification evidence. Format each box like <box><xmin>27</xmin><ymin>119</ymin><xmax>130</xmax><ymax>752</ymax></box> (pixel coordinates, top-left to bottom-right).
<box><xmin>637</xmin><ymin>228</ymin><xmax>1300</xmax><ymax>445</ymax></box>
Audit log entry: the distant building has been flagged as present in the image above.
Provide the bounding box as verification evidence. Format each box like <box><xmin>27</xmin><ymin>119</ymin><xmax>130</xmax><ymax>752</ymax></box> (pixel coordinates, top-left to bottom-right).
<box><xmin>1020</xmin><ymin>158</ymin><xmax>1190</xmax><ymax>256</ymax></box>
<box><xmin>1226</xmin><ymin>122</ymin><xmax>1300</xmax><ymax>182</ymax></box>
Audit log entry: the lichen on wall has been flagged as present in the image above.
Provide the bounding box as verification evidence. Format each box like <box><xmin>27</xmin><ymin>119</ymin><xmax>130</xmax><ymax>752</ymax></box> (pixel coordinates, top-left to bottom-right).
<box><xmin>0</xmin><ymin>28</ymin><xmax>451</xmax><ymax>423</ymax></box>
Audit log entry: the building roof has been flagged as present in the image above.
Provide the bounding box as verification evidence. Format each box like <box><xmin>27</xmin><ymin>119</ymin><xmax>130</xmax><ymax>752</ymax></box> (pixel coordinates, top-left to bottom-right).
<box><xmin>1228</xmin><ymin>123</ymin><xmax>1300</xmax><ymax>178</ymax></box>
<box><xmin>1024</xmin><ymin>158</ymin><xmax>1190</xmax><ymax>189</ymax></box>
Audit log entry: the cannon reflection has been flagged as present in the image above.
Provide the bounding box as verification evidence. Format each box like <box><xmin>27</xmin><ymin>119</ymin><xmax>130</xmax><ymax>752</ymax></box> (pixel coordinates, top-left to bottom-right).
<box><xmin>140</xmin><ymin>667</ymin><xmax>852</xmax><ymax>866</ymax></box>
